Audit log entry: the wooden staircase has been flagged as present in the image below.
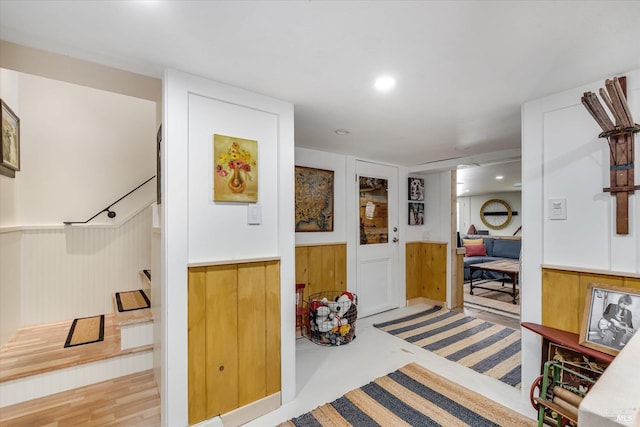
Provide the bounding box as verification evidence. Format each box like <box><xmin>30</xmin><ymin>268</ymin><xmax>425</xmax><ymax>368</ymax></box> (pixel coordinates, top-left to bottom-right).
<box><xmin>0</xmin><ymin>270</ymin><xmax>158</xmax><ymax>425</ymax></box>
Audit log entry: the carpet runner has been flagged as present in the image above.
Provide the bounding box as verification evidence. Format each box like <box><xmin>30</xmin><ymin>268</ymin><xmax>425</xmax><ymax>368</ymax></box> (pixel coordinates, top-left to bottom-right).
<box><xmin>375</xmin><ymin>306</ymin><xmax>521</xmax><ymax>388</ymax></box>
<box><xmin>279</xmin><ymin>363</ymin><xmax>534</xmax><ymax>426</ymax></box>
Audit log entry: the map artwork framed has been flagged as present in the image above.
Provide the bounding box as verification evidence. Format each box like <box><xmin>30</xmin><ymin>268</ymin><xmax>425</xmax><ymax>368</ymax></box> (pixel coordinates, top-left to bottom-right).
<box><xmin>295</xmin><ymin>166</ymin><xmax>334</xmax><ymax>232</ymax></box>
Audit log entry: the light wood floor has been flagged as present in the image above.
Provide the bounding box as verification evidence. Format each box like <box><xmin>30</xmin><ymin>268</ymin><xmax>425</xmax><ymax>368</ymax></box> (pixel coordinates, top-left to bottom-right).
<box><xmin>459</xmin><ymin>280</ymin><xmax>521</xmax><ymax>329</ymax></box>
<box><xmin>0</xmin><ymin>314</ymin><xmax>151</xmax><ymax>382</ymax></box>
<box><xmin>0</xmin><ymin>370</ymin><xmax>160</xmax><ymax>426</ymax></box>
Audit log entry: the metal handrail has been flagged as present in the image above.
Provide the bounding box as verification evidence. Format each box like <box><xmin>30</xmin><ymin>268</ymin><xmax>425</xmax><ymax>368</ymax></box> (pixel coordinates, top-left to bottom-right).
<box><xmin>63</xmin><ymin>176</ymin><xmax>155</xmax><ymax>225</ymax></box>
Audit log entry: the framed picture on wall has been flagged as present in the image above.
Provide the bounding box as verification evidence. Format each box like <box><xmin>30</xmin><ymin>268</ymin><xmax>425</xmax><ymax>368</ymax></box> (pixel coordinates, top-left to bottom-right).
<box><xmin>408</xmin><ymin>202</ymin><xmax>424</xmax><ymax>225</ymax></box>
<box><xmin>156</xmin><ymin>124</ymin><xmax>162</xmax><ymax>204</ymax></box>
<box><xmin>213</xmin><ymin>134</ymin><xmax>258</xmax><ymax>203</ymax></box>
<box><xmin>1</xmin><ymin>99</ymin><xmax>20</xmax><ymax>178</ymax></box>
<box><xmin>295</xmin><ymin>166</ymin><xmax>334</xmax><ymax>232</ymax></box>
<box><xmin>408</xmin><ymin>177</ymin><xmax>424</xmax><ymax>201</ymax></box>
<box><xmin>579</xmin><ymin>283</ymin><xmax>640</xmax><ymax>356</ymax></box>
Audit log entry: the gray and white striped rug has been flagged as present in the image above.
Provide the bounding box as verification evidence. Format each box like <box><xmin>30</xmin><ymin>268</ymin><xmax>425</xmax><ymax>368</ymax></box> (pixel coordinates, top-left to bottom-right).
<box><xmin>374</xmin><ymin>306</ymin><xmax>521</xmax><ymax>388</ymax></box>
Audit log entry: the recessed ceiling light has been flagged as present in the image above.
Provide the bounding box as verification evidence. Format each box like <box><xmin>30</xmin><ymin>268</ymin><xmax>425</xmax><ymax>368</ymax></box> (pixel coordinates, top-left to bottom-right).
<box><xmin>335</xmin><ymin>129</ymin><xmax>350</xmax><ymax>135</ymax></box>
<box><xmin>374</xmin><ymin>75</ymin><xmax>395</xmax><ymax>92</ymax></box>
<box><xmin>495</xmin><ymin>175</ymin><xmax>504</xmax><ymax>180</ymax></box>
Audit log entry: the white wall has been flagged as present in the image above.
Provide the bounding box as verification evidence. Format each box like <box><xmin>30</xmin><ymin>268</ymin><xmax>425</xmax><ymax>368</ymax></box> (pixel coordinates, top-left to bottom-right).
<box><xmin>20</xmin><ymin>208</ymin><xmax>152</xmax><ymax>325</ymax></box>
<box><xmin>16</xmin><ymin>72</ymin><xmax>157</xmax><ymax>226</ymax></box>
<box><xmin>0</xmin><ymin>68</ymin><xmax>22</xmax><ymax>346</ymax></box>
<box><xmin>163</xmin><ymin>69</ymin><xmax>295</xmax><ymax>426</ymax></box>
<box><xmin>458</xmin><ymin>191</ymin><xmax>522</xmax><ymax>237</ymax></box>
<box><xmin>522</xmin><ymin>68</ymin><xmax>640</xmax><ymax>413</ymax></box>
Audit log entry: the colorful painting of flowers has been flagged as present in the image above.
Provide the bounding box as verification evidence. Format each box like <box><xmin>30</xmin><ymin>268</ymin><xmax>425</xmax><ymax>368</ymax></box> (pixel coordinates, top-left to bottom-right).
<box><xmin>213</xmin><ymin>134</ymin><xmax>258</xmax><ymax>202</ymax></box>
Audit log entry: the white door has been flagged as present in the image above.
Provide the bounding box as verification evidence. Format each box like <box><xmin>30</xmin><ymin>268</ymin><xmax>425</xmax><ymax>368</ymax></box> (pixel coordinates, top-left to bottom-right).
<box><xmin>356</xmin><ymin>160</ymin><xmax>399</xmax><ymax>317</ymax></box>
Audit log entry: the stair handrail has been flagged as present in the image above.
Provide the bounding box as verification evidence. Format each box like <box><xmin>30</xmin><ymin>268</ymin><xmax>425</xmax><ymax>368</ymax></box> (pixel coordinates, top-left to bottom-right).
<box><xmin>63</xmin><ymin>176</ymin><xmax>156</xmax><ymax>225</ymax></box>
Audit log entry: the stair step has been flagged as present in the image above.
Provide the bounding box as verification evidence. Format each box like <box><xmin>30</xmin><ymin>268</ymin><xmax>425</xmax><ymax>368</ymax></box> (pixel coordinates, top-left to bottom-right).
<box><xmin>0</xmin><ymin>313</ymin><xmax>142</xmax><ymax>383</ymax></box>
<box><xmin>112</xmin><ymin>293</ymin><xmax>154</xmax><ymax>327</ymax></box>
<box><xmin>140</xmin><ymin>269</ymin><xmax>151</xmax><ymax>291</ymax></box>
<box><xmin>0</xmin><ymin>369</ymin><xmax>159</xmax><ymax>425</ymax></box>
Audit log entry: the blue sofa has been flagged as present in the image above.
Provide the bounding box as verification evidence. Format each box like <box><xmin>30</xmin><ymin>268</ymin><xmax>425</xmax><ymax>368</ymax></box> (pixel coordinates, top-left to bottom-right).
<box><xmin>463</xmin><ymin>237</ymin><xmax>521</xmax><ymax>281</ymax></box>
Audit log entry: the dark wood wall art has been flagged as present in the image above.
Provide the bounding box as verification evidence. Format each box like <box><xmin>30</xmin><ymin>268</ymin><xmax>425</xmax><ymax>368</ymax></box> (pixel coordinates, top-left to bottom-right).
<box><xmin>581</xmin><ymin>76</ymin><xmax>640</xmax><ymax>234</ymax></box>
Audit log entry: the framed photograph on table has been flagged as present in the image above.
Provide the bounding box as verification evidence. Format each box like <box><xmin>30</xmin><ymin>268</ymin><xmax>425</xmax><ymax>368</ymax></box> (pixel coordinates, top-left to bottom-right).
<box><xmin>579</xmin><ymin>283</ymin><xmax>640</xmax><ymax>356</ymax></box>
<box><xmin>1</xmin><ymin>100</ymin><xmax>20</xmax><ymax>177</ymax></box>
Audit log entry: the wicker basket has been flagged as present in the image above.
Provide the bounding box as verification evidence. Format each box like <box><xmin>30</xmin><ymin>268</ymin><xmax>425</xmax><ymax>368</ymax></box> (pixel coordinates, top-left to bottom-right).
<box><xmin>308</xmin><ymin>291</ymin><xmax>357</xmax><ymax>346</ymax></box>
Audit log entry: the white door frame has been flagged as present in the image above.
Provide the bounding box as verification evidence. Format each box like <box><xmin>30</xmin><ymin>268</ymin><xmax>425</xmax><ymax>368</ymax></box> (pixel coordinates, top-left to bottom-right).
<box><xmin>346</xmin><ymin>157</ymin><xmax>404</xmax><ymax>317</ymax></box>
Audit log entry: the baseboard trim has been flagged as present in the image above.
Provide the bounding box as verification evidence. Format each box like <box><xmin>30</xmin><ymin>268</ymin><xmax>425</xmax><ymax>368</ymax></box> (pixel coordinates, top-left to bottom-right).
<box><xmin>220</xmin><ymin>392</ymin><xmax>281</xmax><ymax>427</ymax></box>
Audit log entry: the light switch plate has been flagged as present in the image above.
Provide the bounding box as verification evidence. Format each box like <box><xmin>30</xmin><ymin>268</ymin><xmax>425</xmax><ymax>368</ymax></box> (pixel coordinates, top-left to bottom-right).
<box><xmin>247</xmin><ymin>203</ymin><xmax>262</xmax><ymax>225</ymax></box>
<box><xmin>548</xmin><ymin>198</ymin><xmax>567</xmax><ymax>220</ymax></box>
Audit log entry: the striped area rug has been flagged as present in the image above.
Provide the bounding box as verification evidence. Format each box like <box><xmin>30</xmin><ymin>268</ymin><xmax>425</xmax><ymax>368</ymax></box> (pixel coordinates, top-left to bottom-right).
<box><xmin>279</xmin><ymin>363</ymin><xmax>534</xmax><ymax>427</ymax></box>
<box><xmin>374</xmin><ymin>306</ymin><xmax>521</xmax><ymax>388</ymax></box>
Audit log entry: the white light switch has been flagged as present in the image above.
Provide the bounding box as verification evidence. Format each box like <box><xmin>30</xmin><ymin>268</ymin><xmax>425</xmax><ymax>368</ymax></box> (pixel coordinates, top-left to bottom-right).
<box><xmin>248</xmin><ymin>204</ymin><xmax>262</xmax><ymax>225</ymax></box>
<box><xmin>548</xmin><ymin>198</ymin><xmax>567</xmax><ymax>220</ymax></box>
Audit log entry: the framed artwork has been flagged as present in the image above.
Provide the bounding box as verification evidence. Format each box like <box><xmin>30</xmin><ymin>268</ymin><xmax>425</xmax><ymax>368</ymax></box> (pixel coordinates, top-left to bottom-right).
<box><xmin>408</xmin><ymin>177</ymin><xmax>424</xmax><ymax>201</ymax></box>
<box><xmin>213</xmin><ymin>134</ymin><xmax>258</xmax><ymax>203</ymax></box>
<box><xmin>295</xmin><ymin>166</ymin><xmax>334</xmax><ymax>232</ymax></box>
<box><xmin>579</xmin><ymin>283</ymin><xmax>640</xmax><ymax>356</ymax></box>
<box><xmin>408</xmin><ymin>202</ymin><xmax>424</xmax><ymax>225</ymax></box>
<box><xmin>156</xmin><ymin>124</ymin><xmax>162</xmax><ymax>204</ymax></box>
<box><xmin>1</xmin><ymin>99</ymin><xmax>20</xmax><ymax>177</ymax></box>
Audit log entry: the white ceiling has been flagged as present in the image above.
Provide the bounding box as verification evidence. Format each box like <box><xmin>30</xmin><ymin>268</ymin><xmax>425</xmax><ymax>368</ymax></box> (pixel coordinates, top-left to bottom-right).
<box><xmin>1</xmin><ymin>1</ymin><xmax>639</xmax><ymax>192</ymax></box>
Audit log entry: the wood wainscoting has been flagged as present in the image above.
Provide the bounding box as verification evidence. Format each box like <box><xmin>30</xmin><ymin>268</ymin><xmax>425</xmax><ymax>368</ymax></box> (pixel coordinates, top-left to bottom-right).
<box><xmin>295</xmin><ymin>243</ymin><xmax>347</xmax><ymax>297</ymax></box>
<box><xmin>406</xmin><ymin>241</ymin><xmax>447</xmax><ymax>304</ymax></box>
<box><xmin>187</xmin><ymin>260</ymin><xmax>281</xmax><ymax>426</ymax></box>
<box><xmin>542</xmin><ymin>265</ymin><xmax>640</xmax><ymax>334</ymax></box>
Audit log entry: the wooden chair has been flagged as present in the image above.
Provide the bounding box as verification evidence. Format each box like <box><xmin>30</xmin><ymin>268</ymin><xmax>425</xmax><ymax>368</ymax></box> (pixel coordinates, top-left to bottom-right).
<box><xmin>295</xmin><ymin>283</ymin><xmax>310</xmax><ymax>337</ymax></box>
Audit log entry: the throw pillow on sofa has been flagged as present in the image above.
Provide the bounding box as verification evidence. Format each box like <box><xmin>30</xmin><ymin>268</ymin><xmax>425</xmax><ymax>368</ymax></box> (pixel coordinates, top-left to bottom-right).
<box><xmin>462</xmin><ymin>238</ymin><xmax>483</xmax><ymax>245</ymax></box>
<box><xmin>464</xmin><ymin>243</ymin><xmax>487</xmax><ymax>257</ymax></box>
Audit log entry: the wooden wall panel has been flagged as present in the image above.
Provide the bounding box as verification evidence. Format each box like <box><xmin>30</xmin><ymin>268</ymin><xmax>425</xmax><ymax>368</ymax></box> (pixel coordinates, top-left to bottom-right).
<box><xmin>187</xmin><ymin>261</ymin><xmax>280</xmax><ymax>425</ymax></box>
<box><xmin>335</xmin><ymin>247</ymin><xmax>347</xmax><ymax>290</ymax></box>
<box><xmin>295</xmin><ymin>244</ymin><xmax>347</xmax><ymax>298</ymax></box>
<box><xmin>265</xmin><ymin>261</ymin><xmax>281</xmax><ymax>395</ymax></box>
<box><xmin>306</xmin><ymin>246</ymin><xmax>324</xmax><ymax>296</ymax></box>
<box><xmin>187</xmin><ymin>267</ymin><xmax>207</xmax><ymax>424</ymax></box>
<box><xmin>542</xmin><ymin>269</ymin><xmax>580</xmax><ymax>332</ymax></box>
<box><xmin>238</xmin><ymin>264</ymin><xmax>267</xmax><ymax>407</ymax></box>
<box><xmin>294</xmin><ymin>246</ymin><xmax>309</xmax><ymax>286</ymax></box>
<box><xmin>205</xmin><ymin>265</ymin><xmax>238</xmax><ymax>417</ymax></box>
<box><xmin>404</xmin><ymin>242</ymin><xmax>447</xmax><ymax>303</ymax></box>
<box><xmin>542</xmin><ymin>267</ymin><xmax>640</xmax><ymax>334</ymax></box>
<box><xmin>405</xmin><ymin>243</ymin><xmax>421</xmax><ymax>300</ymax></box>
<box><xmin>321</xmin><ymin>245</ymin><xmax>336</xmax><ymax>291</ymax></box>
<box><xmin>422</xmin><ymin>243</ymin><xmax>447</xmax><ymax>301</ymax></box>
